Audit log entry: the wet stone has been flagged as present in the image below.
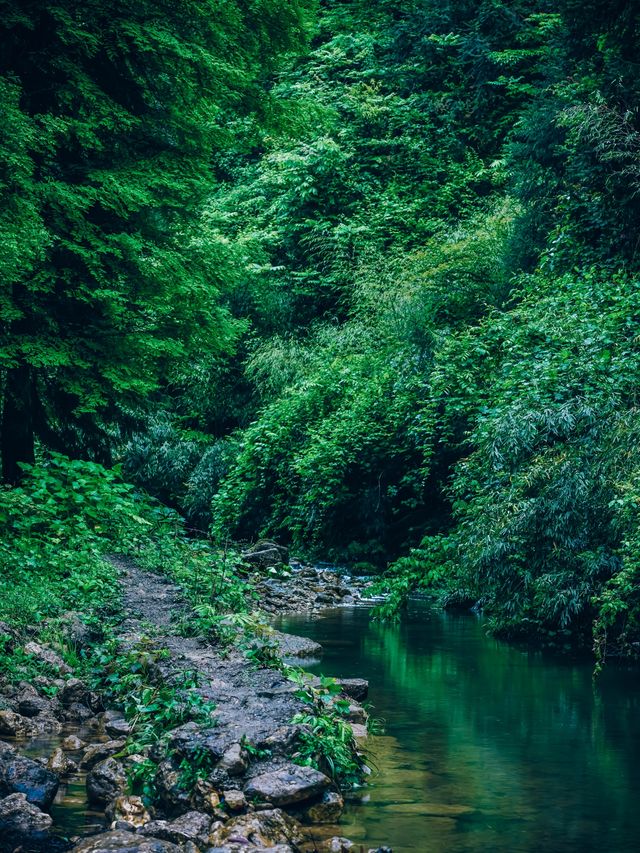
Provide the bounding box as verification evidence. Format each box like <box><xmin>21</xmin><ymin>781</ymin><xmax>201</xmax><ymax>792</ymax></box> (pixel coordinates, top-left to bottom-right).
<box><xmin>61</xmin><ymin>734</ymin><xmax>86</xmax><ymax>751</ymax></box>
<box><xmin>218</xmin><ymin>743</ymin><xmax>247</xmax><ymax>776</ymax></box>
<box><xmin>0</xmin><ymin>792</ymin><xmax>52</xmax><ymax>848</ymax></box>
<box><xmin>71</xmin><ymin>829</ymin><xmax>182</xmax><ymax>852</ymax></box>
<box><xmin>86</xmin><ymin>757</ymin><xmax>127</xmax><ymax>805</ymax></box>
<box><xmin>222</xmin><ymin>789</ymin><xmax>246</xmax><ymax>812</ymax></box>
<box><xmin>208</xmin><ymin>808</ymin><xmax>303</xmax><ymax>849</ymax></box>
<box><xmin>244</xmin><ymin>763</ymin><xmax>330</xmax><ymax>806</ymax></box>
<box><xmin>300</xmin><ymin>790</ymin><xmax>344</xmax><ymax>824</ymax></box>
<box><xmin>48</xmin><ymin>747</ymin><xmax>77</xmax><ymax>775</ymax></box>
<box><xmin>0</xmin><ymin>741</ymin><xmax>60</xmax><ymax>808</ymax></box>
<box><xmin>138</xmin><ymin>811</ymin><xmax>212</xmax><ymax>846</ymax></box>
<box><xmin>0</xmin><ymin>710</ymin><xmax>31</xmax><ymax>738</ymax></box>
<box><xmin>335</xmin><ymin>678</ymin><xmax>369</xmax><ymax>702</ymax></box>
<box><xmin>18</xmin><ymin>695</ymin><xmax>52</xmax><ymax>718</ymax></box>
<box><xmin>81</xmin><ymin>739</ymin><xmax>127</xmax><ymax>769</ymax></box>
<box><xmin>105</xmin><ymin>718</ymin><xmax>132</xmax><ymax>738</ymax></box>
<box><xmin>106</xmin><ymin>795</ymin><xmax>151</xmax><ymax>829</ymax></box>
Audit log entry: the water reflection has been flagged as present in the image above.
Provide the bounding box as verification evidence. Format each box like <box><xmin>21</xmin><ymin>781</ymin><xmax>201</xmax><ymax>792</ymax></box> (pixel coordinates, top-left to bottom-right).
<box><xmin>279</xmin><ymin>602</ymin><xmax>640</xmax><ymax>852</ymax></box>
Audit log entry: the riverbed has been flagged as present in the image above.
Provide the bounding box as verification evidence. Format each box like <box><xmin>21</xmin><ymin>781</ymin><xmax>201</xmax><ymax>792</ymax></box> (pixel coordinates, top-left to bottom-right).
<box><xmin>278</xmin><ymin>600</ymin><xmax>640</xmax><ymax>853</ymax></box>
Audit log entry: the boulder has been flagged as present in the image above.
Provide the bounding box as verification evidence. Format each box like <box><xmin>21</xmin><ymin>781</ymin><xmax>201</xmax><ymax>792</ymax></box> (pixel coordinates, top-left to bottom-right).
<box><xmin>300</xmin><ymin>791</ymin><xmax>344</xmax><ymax>824</ymax></box>
<box><xmin>208</xmin><ymin>808</ymin><xmax>303</xmax><ymax>849</ymax></box>
<box><xmin>0</xmin><ymin>710</ymin><xmax>31</xmax><ymax>738</ymax></box>
<box><xmin>257</xmin><ymin>726</ymin><xmax>301</xmax><ymax>756</ymax></box>
<box><xmin>0</xmin><ymin>741</ymin><xmax>59</xmax><ymax>808</ymax></box>
<box><xmin>244</xmin><ymin>764</ymin><xmax>330</xmax><ymax>806</ymax></box>
<box><xmin>0</xmin><ymin>792</ymin><xmax>52</xmax><ymax>847</ymax></box>
<box><xmin>335</xmin><ymin>678</ymin><xmax>369</xmax><ymax>702</ymax></box>
<box><xmin>344</xmin><ymin>703</ymin><xmax>367</xmax><ymax>724</ymax></box>
<box><xmin>168</xmin><ymin>723</ymin><xmax>232</xmax><ymax>763</ymax></box>
<box><xmin>218</xmin><ymin>743</ymin><xmax>247</xmax><ymax>777</ymax></box>
<box><xmin>271</xmin><ymin>631</ymin><xmax>322</xmax><ymax>660</ymax></box>
<box><xmin>48</xmin><ymin>747</ymin><xmax>77</xmax><ymax>775</ymax></box>
<box><xmin>153</xmin><ymin>759</ymin><xmax>192</xmax><ymax>815</ymax></box>
<box><xmin>60</xmin><ymin>678</ymin><xmax>93</xmax><ymax>708</ymax></box>
<box><xmin>105</xmin><ymin>718</ymin><xmax>132</xmax><ymax>738</ymax></box>
<box><xmin>222</xmin><ymin>789</ymin><xmax>246</xmax><ymax>812</ymax></box>
<box><xmin>71</xmin><ymin>829</ymin><xmax>182</xmax><ymax>852</ymax></box>
<box><xmin>350</xmin><ymin>724</ymin><xmax>368</xmax><ymax>739</ymax></box>
<box><xmin>326</xmin><ymin>838</ymin><xmax>354</xmax><ymax>852</ymax></box>
<box><xmin>23</xmin><ymin>642</ymin><xmax>72</xmax><ymax>674</ymax></box>
<box><xmin>191</xmin><ymin>779</ymin><xmax>221</xmax><ymax>814</ymax></box>
<box><xmin>86</xmin><ymin>757</ymin><xmax>127</xmax><ymax>805</ymax></box>
<box><xmin>106</xmin><ymin>795</ymin><xmax>151</xmax><ymax>829</ymax></box>
<box><xmin>18</xmin><ymin>695</ymin><xmax>53</xmax><ymax>718</ymax></box>
<box><xmin>241</xmin><ymin>541</ymin><xmax>289</xmax><ymax>568</ymax></box>
<box><xmin>138</xmin><ymin>812</ymin><xmax>211</xmax><ymax>847</ymax></box>
<box><xmin>61</xmin><ymin>734</ymin><xmax>86</xmax><ymax>752</ymax></box>
<box><xmin>81</xmin><ymin>739</ymin><xmax>127</xmax><ymax>769</ymax></box>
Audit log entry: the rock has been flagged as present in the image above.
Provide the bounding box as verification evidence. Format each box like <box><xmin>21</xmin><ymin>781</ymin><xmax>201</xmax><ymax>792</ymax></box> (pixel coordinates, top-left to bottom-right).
<box><xmin>81</xmin><ymin>739</ymin><xmax>127</xmax><ymax>769</ymax></box>
<box><xmin>350</xmin><ymin>724</ymin><xmax>368</xmax><ymax>739</ymax></box>
<box><xmin>62</xmin><ymin>612</ymin><xmax>93</xmax><ymax>646</ymax></box>
<box><xmin>106</xmin><ymin>795</ymin><xmax>151</xmax><ymax>828</ymax></box>
<box><xmin>327</xmin><ymin>839</ymin><xmax>355</xmax><ymax>852</ymax></box>
<box><xmin>222</xmin><ymin>789</ymin><xmax>246</xmax><ymax>812</ymax></box>
<box><xmin>244</xmin><ymin>764</ymin><xmax>330</xmax><ymax>806</ymax></box>
<box><xmin>218</xmin><ymin>743</ymin><xmax>247</xmax><ymax>777</ymax></box>
<box><xmin>61</xmin><ymin>734</ymin><xmax>86</xmax><ymax>751</ymax></box>
<box><xmin>271</xmin><ymin>631</ymin><xmax>322</xmax><ymax>659</ymax></box>
<box><xmin>23</xmin><ymin>642</ymin><xmax>72</xmax><ymax>674</ymax></box>
<box><xmin>242</xmin><ymin>540</ymin><xmax>289</xmax><ymax>568</ymax></box>
<box><xmin>64</xmin><ymin>702</ymin><xmax>95</xmax><ymax>722</ymax></box>
<box><xmin>344</xmin><ymin>703</ymin><xmax>368</xmax><ymax>724</ymax></box>
<box><xmin>208</xmin><ymin>808</ymin><xmax>303</xmax><ymax>848</ymax></box>
<box><xmin>326</xmin><ymin>838</ymin><xmax>354</xmax><ymax>852</ymax></box>
<box><xmin>335</xmin><ymin>678</ymin><xmax>369</xmax><ymax>702</ymax></box>
<box><xmin>48</xmin><ymin>747</ymin><xmax>77</xmax><ymax>775</ymax></box>
<box><xmin>71</xmin><ymin>829</ymin><xmax>182</xmax><ymax>852</ymax></box>
<box><xmin>153</xmin><ymin>759</ymin><xmax>192</xmax><ymax>815</ymax></box>
<box><xmin>257</xmin><ymin>726</ymin><xmax>301</xmax><ymax>756</ymax></box>
<box><xmin>168</xmin><ymin>723</ymin><xmax>231</xmax><ymax>763</ymax></box>
<box><xmin>0</xmin><ymin>741</ymin><xmax>59</xmax><ymax>808</ymax></box>
<box><xmin>300</xmin><ymin>791</ymin><xmax>344</xmax><ymax>824</ymax></box>
<box><xmin>18</xmin><ymin>695</ymin><xmax>52</xmax><ymax>718</ymax></box>
<box><xmin>191</xmin><ymin>779</ymin><xmax>220</xmax><ymax>814</ymax></box>
<box><xmin>106</xmin><ymin>718</ymin><xmax>132</xmax><ymax>738</ymax></box>
<box><xmin>0</xmin><ymin>792</ymin><xmax>52</xmax><ymax>847</ymax></box>
<box><xmin>138</xmin><ymin>812</ymin><xmax>211</xmax><ymax>846</ymax></box>
<box><xmin>60</xmin><ymin>678</ymin><xmax>92</xmax><ymax>708</ymax></box>
<box><xmin>0</xmin><ymin>710</ymin><xmax>31</xmax><ymax>738</ymax></box>
<box><xmin>86</xmin><ymin>757</ymin><xmax>127</xmax><ymax>805</ymax></box>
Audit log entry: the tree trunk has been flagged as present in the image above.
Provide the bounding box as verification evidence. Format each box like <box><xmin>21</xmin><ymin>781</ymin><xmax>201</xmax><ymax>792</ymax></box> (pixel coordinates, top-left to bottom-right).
<box><xmin>1</xmin><ymin>364</ymin><xmax>35</xmax><ymax>484</ymax></box>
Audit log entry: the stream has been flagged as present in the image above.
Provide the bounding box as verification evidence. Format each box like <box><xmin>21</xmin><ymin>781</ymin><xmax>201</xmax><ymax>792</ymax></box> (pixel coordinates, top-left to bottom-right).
<box><xmin>278</xmin><ymin>599</ymin><xmax>640</xmax><ymax>853</ymax></box>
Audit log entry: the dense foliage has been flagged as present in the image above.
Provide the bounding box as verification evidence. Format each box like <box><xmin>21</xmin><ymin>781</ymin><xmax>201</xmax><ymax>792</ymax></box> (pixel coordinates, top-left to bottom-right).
<box><xmin>4</xmin><ymin>0</ymin><xmax>640</xmax><ymax>662</ymax></box>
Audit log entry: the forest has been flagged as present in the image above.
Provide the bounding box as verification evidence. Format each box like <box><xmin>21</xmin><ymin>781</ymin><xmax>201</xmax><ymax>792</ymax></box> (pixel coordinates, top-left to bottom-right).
<box><xmin>4</xmin><ymin>0</ymin><xmax>640</xmax><ymax>673</ymax></box>
<box><xmin>5</xmin><ymin>2</ymin><xmax>640</xmax><ymax>851</ymax></box>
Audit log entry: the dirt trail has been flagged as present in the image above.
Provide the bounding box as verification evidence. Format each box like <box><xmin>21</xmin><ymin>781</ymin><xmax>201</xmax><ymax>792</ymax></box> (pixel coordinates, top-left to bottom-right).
<box><xmin>111</xmin><ymin>556</ymin><xmax>306</xmax><ymax>747</ymax></box>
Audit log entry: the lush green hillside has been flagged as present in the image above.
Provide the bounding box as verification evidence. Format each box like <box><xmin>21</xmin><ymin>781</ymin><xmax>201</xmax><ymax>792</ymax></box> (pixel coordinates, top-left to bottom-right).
<box><xmin>3</xmin><ymin>0</ymin><xmax>640</xmax><ymax>662</ymax></box>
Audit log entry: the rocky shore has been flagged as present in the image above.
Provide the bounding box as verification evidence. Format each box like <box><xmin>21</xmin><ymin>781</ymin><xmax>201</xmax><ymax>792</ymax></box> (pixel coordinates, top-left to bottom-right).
<box><xmin>0</xmin><ymin>555</ymin><xmax>386</xmax><ymax>853</ymax></box>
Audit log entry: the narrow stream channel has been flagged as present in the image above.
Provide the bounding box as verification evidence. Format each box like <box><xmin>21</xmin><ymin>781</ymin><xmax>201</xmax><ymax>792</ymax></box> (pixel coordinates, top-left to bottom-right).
<box><xmin>278</xmin><ymin>600</ymin><xmax>640</xmax><ymax>853</ymax></box>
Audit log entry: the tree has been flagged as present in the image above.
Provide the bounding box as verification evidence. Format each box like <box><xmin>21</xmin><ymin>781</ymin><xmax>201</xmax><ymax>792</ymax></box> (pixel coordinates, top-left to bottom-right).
<box><xmin>0</xmin><ymin>0</ymin><xmax>311</xmax><ymax>482</ymax></box>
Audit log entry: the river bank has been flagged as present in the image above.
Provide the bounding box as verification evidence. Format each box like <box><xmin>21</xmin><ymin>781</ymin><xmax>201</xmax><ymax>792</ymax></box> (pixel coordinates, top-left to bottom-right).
<box><xmin>0</xmin><ymin>556</ymin><xmax>384</xmax><ymax>853</ymax></box>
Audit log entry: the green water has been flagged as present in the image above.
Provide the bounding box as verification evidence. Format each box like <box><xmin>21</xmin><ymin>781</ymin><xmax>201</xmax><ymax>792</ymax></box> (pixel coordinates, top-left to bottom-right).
<box><xmin>279</xmin><ymin>601</ymin><xmax>640</xmax><ymax>853</ymax></box>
